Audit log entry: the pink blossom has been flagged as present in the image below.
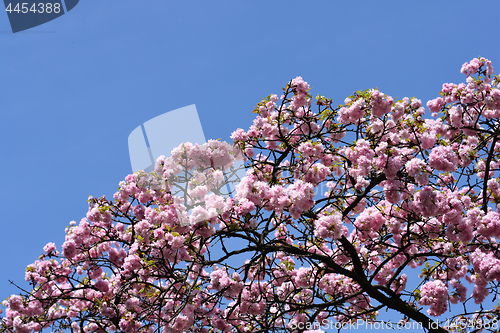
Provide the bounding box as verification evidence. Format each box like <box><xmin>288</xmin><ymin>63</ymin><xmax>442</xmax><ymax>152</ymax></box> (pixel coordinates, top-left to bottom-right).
<box><xmin>62</xmin><ymin>240</ymin><xmax>77</xmax><ymax>259</ymax></box>
<box><xmin>295</xmin><ymin>267</ymin><xmax>312</xmax><ymax>287</ymax></box>
<box><xmin>429</xmin><ymin>145</ymin><xmax>459</xmax><ymax>172</ymax></box>
<box><xmin>460</xmin><ymin>57</ymin><xmax>486</xmax><ymax>76</ymax></box>
<box><xmin>370</xmin><ymin>89</ymin><xmax>393</xmax><ymax>117</ymax></box>
<box><xmin>95</xmin><ymin>279</ymin><xmax>110</xmax><ymax>293</ymax></box>
<box><xmin>477</xmin><ymin>210</ymin><xmax>500</xmax><ymax>238</ymax></box>
<box><xmin>7</xmin><ymin>295</ymin><xmax>23</xmax><ymax>312</ymax></box>
<box><xmin>314</xmin><ymin>213</ymin><xmax>345</xmax><ymax>240</ymax></box>
<box><xmin>354</xmin><ymin>207</ymin><xmax>386</xmax><ymax>235</ymax></box>
<box><xmin>286</xmin><ymin>180</ymin><xmax>315</xmax><ymax>219</ymax></box>
<box><xmin>338</xmin><ymin>98</ymin><xmax>366</xmax><ymax>124</ymax></box>
<box><xmin>12</xmin><ymin>317</ymin><xmax>31</xmax><ymax>333</ymax></box>
<box><xmin>383</xmin><ymin>180</ymin><xmax>402</xmax><ymax>204</ymax></box>
<box><xmin>427</xmin><ymin>97</ymin><xmax>445</xmax><ymax>113</ymax></box>
<box><xmin>43</xmin><ymin>242</ymin><xmax>57</xmax><ymax>254</ymax></box>
<box><xmin>470</xmin><ymin>249</ymin><xmax>500</xmax><ymax>282</ymax></box>
<box><xmin>448</xmin><ymin>105</ymin><xmax>463</xmax><ymax>128</ymax></box>
<box><xmin>413</xmin><ymin>186</ymin><xmax>441</xmax><ymax>217</ymax></box>
<box><xmin>418</xmin><ymin>280</ymin><xmax>448</xmax><ymax>316</ymax></box>
<box><xmin>125</xmin><ymin>297</ymin><xmax>140</xmax><ymax>312</ymax></box>
<box><xmin>449</xmin><ymin>279</ymin><xmax>467</xmax><ymax>304</ymax></box>
<box><xmin>123</xmin><ymin>254</ymin><xmax>141</xmax><ymax>272</ymax></box>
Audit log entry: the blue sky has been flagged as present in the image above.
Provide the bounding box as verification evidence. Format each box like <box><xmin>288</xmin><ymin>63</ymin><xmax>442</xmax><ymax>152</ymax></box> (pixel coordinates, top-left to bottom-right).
<box><xmin>1</xmin><ymin>0</ymin><xmax>500</xmax><ymax>331</ymax></box>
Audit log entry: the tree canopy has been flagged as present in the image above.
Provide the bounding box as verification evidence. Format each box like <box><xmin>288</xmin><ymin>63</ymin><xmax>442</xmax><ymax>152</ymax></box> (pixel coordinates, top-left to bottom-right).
<box><xmin>2</xmin><ymin>57</ymin><xmax>500</xmax><ymax>333</ymax></box>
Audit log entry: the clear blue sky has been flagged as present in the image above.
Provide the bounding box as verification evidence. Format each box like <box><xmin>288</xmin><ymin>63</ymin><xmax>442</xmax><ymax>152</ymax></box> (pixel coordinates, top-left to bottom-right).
<box><xmin>1</xmin><ymin>1</ymin><xmax>500</xmax><ymax>331</ymax></box>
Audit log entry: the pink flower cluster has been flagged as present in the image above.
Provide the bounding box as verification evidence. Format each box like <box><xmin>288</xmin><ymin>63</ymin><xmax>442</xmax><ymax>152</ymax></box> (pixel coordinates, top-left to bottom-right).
<box><xmin>429</xmin><ymin>145</ymin><xmax>459</xmax><ymax>172</ymax></box>
<box><xmin>289</xmin><ymin>76</ymin><xmax>310</xmax><ymax>110</ymax></box>
<box><xmin>354</xmin><ymin>207</ymin><xmax>386</xmax><ymax>239</ymax></box>
<box><xmin>470</xmin><ymin>249</ymin><xmax>500</xmax><ymax>282</ymax></box>
<box><xmin>370</xmin><ymin>89</ymin><xmax>393</xmax><ymax>117</ymax></box>
<box><xmin>4</xmin><ymin>57</ymin><xmax>500</xmax><ymax>332</ymax></box>
<box><xmin>461</xmin><ymin>57</ymin><xmax>493</xmax><ymax>77</ymax></box>
<box><xmin>314</xmin><ymin>213</ymin><xmax>346</xmax><ymax>240</ymax></box>
<box><xmin>418</xmin><ymin>280</ymin><xmax>449</xmax><ymax>316</ymax></box>
<box><xmin>338</xmin><ymin>98</ymin><xmax>366</xmax><ymax>124</ymax></box>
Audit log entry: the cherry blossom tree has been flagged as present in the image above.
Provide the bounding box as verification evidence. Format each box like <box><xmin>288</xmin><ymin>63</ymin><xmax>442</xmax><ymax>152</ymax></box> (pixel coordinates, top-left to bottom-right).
<box><xmin>2</xmin><ymin>57</ymin><xmax>500</xmax><ymax>333</ymax></box>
